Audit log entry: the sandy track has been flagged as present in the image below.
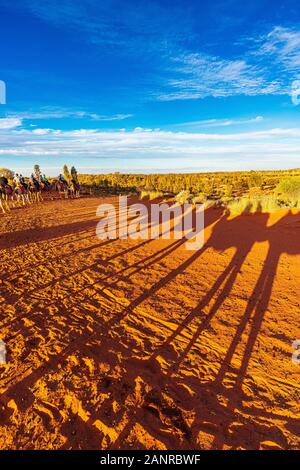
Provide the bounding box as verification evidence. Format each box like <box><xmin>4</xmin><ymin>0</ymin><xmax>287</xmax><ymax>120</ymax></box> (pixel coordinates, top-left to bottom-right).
<box><xmin>0</xmin><ymin>196</ymin><xmax>300</xmax><ymax>450</ymax></box>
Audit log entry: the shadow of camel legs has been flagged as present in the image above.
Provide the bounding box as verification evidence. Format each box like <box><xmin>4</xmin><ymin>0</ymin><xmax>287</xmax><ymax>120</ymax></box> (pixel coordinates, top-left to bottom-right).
<box><xmin>210</xmin><ymin>245</ymin><xmax>280</xmax><ymax>449</ymax></box>
<box><xmin>159</xmin><ymin>249</ymin><xmax>250</xmax><ymax>373</ymax></box>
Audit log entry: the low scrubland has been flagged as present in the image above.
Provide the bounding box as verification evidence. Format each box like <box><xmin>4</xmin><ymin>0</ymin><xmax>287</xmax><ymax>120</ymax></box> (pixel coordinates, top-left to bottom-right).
<box><xmin>77</xmin><ymin>168</ymin><xmax>300</xmax><ymax>214</ymax></box>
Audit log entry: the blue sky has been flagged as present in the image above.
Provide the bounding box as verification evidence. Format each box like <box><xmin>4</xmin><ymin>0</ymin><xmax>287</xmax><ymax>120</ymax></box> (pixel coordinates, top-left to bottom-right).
<box><xmin>0</xmin><ymin>0</ymin><xmax>300</xmax><ymax>175</ymax></box>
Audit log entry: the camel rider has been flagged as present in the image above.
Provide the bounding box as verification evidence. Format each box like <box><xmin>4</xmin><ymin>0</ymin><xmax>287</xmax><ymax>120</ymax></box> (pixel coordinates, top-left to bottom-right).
<box><xmin>30</xmin><ymin>173</ymin><xmax>39</xmax><ymax>187</ymax></box>
<box><xmin>0</xmin><ymin>174</ymin><xmax>8</xmax><ymax>188</ymax></box>
<box><xmin>13</xmin><ymin>173</ymin><xmax>21</xmax><ymax>185</ymax></box>
<box><xmin>58</xmin><ymin>174</ymin><xmax>67</xmax><ymax>185</ymax></box>
<box><xmin>0</xmin><ymin>174</ymin><xmax>13</xmax><ymax>195</ymax></box>
<box><xmin>42</xmin><ymin>174</ymin><xmax>50</xmax><ymax>187</ymax></box>
<box><xmin>71</xmin><ymin>178</ymin><xmax>80</xmax><ymax>189</ymax></box>
<box><xmin>20</xmin><ymin>174</ymin><xmax>30</xmax><ymax>190</ymax></box>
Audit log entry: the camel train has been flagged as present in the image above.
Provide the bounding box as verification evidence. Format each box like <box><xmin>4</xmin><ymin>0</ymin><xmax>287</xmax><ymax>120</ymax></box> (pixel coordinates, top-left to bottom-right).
<box><xmin>0</xmin><ymin>170</ymin><xmax>81</xmax><ymax>214</ymax></box>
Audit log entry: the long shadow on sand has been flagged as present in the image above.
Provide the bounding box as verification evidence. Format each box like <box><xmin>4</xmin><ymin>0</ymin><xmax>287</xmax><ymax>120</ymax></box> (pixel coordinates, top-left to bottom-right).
<box><xmin>0</xmin><ymin>206</ymin><xmax>300</xmax><ymax>449</ymax></box>
<box><xmin>0</xmin><ymin>218</ymin><xmax>98</xmax><ymax>250</ymax></box>
<box><xmin>107</xmin><ymin>208</ymin><xmax>300</xmax><ymax>450</ymax></box>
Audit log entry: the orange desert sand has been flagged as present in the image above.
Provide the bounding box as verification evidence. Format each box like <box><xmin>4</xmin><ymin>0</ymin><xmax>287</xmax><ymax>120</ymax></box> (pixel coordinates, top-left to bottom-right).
<box><xmin>0</xmin><ymin>196</ymin><xmax>300</xmax><ymax>450</ymax></box>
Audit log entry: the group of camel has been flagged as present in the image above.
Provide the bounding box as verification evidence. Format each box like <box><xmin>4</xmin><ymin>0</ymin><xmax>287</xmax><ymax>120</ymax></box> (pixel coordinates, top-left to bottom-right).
<box><xmin>0</xmin><ymin>179</ymin><xmax>80</xmax><ymax>214</ymax></box>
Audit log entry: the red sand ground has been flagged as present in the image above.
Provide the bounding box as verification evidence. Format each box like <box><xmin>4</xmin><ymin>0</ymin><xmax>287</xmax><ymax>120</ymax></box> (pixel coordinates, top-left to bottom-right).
<box><xmin>0</xmin><ymin>196</ymin><xmax>300</xmax><ymax>450</ymax></box>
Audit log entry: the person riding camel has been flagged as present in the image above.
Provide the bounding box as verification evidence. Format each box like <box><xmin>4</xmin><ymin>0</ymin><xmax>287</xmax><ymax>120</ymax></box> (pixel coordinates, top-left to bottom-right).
<box><xmin>58</xmin><ymin>174</ymin><xmax>68</xmax><ymax>186</ymax></box>
<box><xmin>14</xmin><ymin>173</ymin><xmax>26</xmax><ymax>190</ymax></box>
<box><xmin>30</xmin><ymin>173</ymin><xmax>40</xmax><ymax>189</ymax></box>
<box><xmin>13</xmin><ymin>173</ymin><xmax>21</xmax><ymax>185</ymax></box>
<box><xmin>0</xmin><ymin>174</ymin><xmax>8</xmax><ymax>188</ymax></box>
<box><xmin>19</xmin><ymin>174</ymin><xmax>29</xmax><ymax>190</ymax></box>
<box><xmin>38</xmin><ymin>173</ymin><xmax>44</xmax><ymax>184</ymax></box>
<box><xmin>41</xmin><ymin>174</ymin><xmax>50</xmax><ymax>188</ymax></box>
<box><xmin>0</xmin><ymin>174</ymin><xmax>13</xmax><ymax>196</ymax></box>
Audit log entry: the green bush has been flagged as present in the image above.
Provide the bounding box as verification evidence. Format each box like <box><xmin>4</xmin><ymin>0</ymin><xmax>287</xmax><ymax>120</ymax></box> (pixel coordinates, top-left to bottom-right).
<box><xmin>140</xmin><ymin>190</ymin><xmax>164</xmax><ymax>200</ymax></box>
<box><xmin>275</xmin><ymin>177</ymin><xmax>300</xmax><ymax>207</ymax></box>
<box><xmin>224</xmin><ymin>184</ymin><xmax>233</xmax><ymax>197</ymax></box>
<box><xmin>175</xmin><ymin>190</ymin><xmax>193</xmax><ymax>205</ymax></box>
<box><xmin>226</xmin><ymin>196</ymin><xmax>281</xmax><ymax>214</ymax></box>
<box><xmin>203</xmin><ymin>199</ymin><xmax>219</xmax><ymax>209</ymax></box>
<box><xmin>192</xmin><ymin>193</ymin><xmax>207</xmax><ymax>205</ymax></box>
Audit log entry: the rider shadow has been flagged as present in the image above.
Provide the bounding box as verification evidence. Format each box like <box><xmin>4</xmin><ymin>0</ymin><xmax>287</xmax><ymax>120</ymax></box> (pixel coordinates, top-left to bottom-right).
<box><xmin>156</xmin><ymin>207</ymin><xmax>299</xmax><ymax>449</ymax></box>
<box><xmin>59</xmin><ymin>207</ymin><xmax>263</xmax><ymax>450</ymax></box>
<box><xmin>4</xmin><ymin>205</ymin><xmax>219</xmax><ymax>448</ymax></box>
<box><xmin>0</xmin><ymin>218</ymin><xmax>99</xmax><ymax>250</ymax></box>
<box><xmin>97</xmin><ymin>208</ymin><xmax>300</xmax><ymax>450</ymax></box>
<box><xmin>209</xmin><ymin>210</ymin><xmax>300</xmax><ymax>449</ymax></box>
<box><xmin>150</xmin><ymin>204</ymin><xmax>268</xmax><ymax>371</ymax></box>
<box><xmin>3</xmin><ymin>205</ymin><xmax>299</xmax><ymax>449</ymax></box>
<box><xmin>111</xmin><ymin>206</ymin><xmax>223</xmax><ymax>315</ymax></box>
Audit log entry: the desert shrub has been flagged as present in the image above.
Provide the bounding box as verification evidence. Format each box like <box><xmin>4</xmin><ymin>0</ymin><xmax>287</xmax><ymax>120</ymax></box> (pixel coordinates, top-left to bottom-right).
<box><xmin>192</xmin><ymin>192</ymin><xmax>207</xmax><ymax>205</ymax></box>
<box><xmin>232</xmin><ymin>176</ymin><xmax>247</xmax><ymax>193</ymax></box>
<box><xmin>247</xmin><ymin>172</ymin><xmax>263</xmax><ymax>189</ymax></box>
<box><xmin>224</xmin><ymin>184</ymin><xmax>233</xmax><ymax>197</ymax></box>
<box><xmin>77</xmin><ymin>169</ymin><xmax>300</xmax><ymax>197</ymax></box>
<box><xmin>0</xmin><ymin>168</ymin><xmax>14</xmax><ymax>179</ymax></box>
<box><xmin>201</xmin><ymin>179</ymin><xmax>215</xmax><ymax>198</ymax></box>
<box><xmin>226</xmin><ymin>196</ymin><xmax>281</xmax><ymax>214</ymax></box>
<box><xmin>275</xmin><ymin>177</ymin><xmax>300</xmax><ymax>207</ymax></box>
<box><xmin>140</xmin><ymin>190</ymin><xmax>164</xmax><ymax>200</ymax></box>
<box><xmin>203</xmin><ymin>199</ymin><xmax>219</xmax><ymax>209</ymax></box>
<box><xmin>175</xmin><ymin>190</ymin><xmax>193</xmax><ymax>205</ymax></box>
<box><xmin>220</xmin><ymin>195</ymin><xmax>233</xmax><ymax>204</ymax></box>
<box><xmin>248</xmin><ymin>186</ymin><xmax>265</xmax><ymax>198</ymax></box>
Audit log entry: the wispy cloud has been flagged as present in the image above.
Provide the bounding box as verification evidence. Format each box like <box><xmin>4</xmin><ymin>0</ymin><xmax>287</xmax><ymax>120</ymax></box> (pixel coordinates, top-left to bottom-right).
<box><xmin>1</xmin><ymin>124</ymin><xmax>300</xmax><ymax>172</ymax></box>
<box><xmin>2</xmin><ymin>1</ymin><xmax>300</xmax><ymax>107</ymax></box>
<box><xmin>92</xmin><ymin>113</ymin><xmax>133</xmax><ymax>122</ymax></box>
<box><xmin>255</xmin><ymin>26</ymin><xmax>300</xmax><ymax>70</ymax></box>
<box><xmin>7</xmin><ymin>108</ymin><xmax>133</xmax><ymax>121</ymax></box>
<box><xmin>172</xmin><ymin>116</ymin><xmax>264</xmax><ymax>129</ymax></box>
<box><xmin>0</xmin><ymin>118</ymin><xmax>22</xmax><ymax>129</ymax></box>
<box><xmin>158</xmin><ymin>51</ymin><xmax>284</xmax><ymax>101</ymax></box>
<box><xmin>5</xmin><ymin>0</ymin><xmax>193</xmax><ymax>52</ymax></box>
<box><xmin>157</xmin><ymin>25</ymin><xmax>300</xmax><ymax>101</ymax></box>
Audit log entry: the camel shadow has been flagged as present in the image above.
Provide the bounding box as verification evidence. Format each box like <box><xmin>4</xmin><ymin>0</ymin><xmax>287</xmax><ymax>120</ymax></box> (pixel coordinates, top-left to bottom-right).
<box><xmin>100</xmin><ymin>208</ymin><xmax>300</xmax><ymax>449</ymax></box>
<box><xmin>57</xmin><ymin>208</ymin><xmax>300</xmax><ymax>450</ymax></box>
<box><xmin>0</xmin><ymin>218</ymin><xmax>98</xmax><ymax>250</ymax></box>
<box><xmin>1</xmin><ymin>204</ymin><xmax>300</xmax><ymax>450</ymax></box>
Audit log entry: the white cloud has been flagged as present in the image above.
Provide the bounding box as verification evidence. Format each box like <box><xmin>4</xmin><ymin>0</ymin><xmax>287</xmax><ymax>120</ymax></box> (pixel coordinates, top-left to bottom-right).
<box><xmin>172</xmin><ymin>116</ymin><xmax>264</xmax><ymax>129</ymax></box>
<box><xmin>92</xmin><ymin>114</ymin><xmax>133</xmax><ymax>121</ymax></box>
<box><xmin>158</xmin><ymin>53</ymin><xmax>283</xmax><ymax>101</ymax></box>
<box><xmin>4</xmin><ymin>2</ymin><xmax>300</xmax><ymax>102</ymax></box>
<box><xmin>8</xmin><ymin>109</ymin><xmax>133</xmax><ymax>121</ymax></box>
<box><xmin>158</xmin><ymin>26</ymin><xmax>300</xmax><ymax>101</ymax></box>
<box><xmin>0</xmin><ymin>118</ymin><xmax>22</xmax><ymax>129</ymax></box>
<box><xmin>256</xmin><ymin>26</ymin><xmax>300</xmax><ymax>70</ymax></box>
<box><xmin>1</xmin><ymin>125</ymin><xmax>300</xmax><ymax>172</ymax></box>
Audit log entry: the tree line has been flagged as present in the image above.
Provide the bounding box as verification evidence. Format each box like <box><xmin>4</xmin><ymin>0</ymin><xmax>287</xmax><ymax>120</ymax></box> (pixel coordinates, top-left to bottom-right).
<box><xmin>77</xmin><ymin>168</ymin><xmax>300</xmax><ymax>199</ymax></box>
